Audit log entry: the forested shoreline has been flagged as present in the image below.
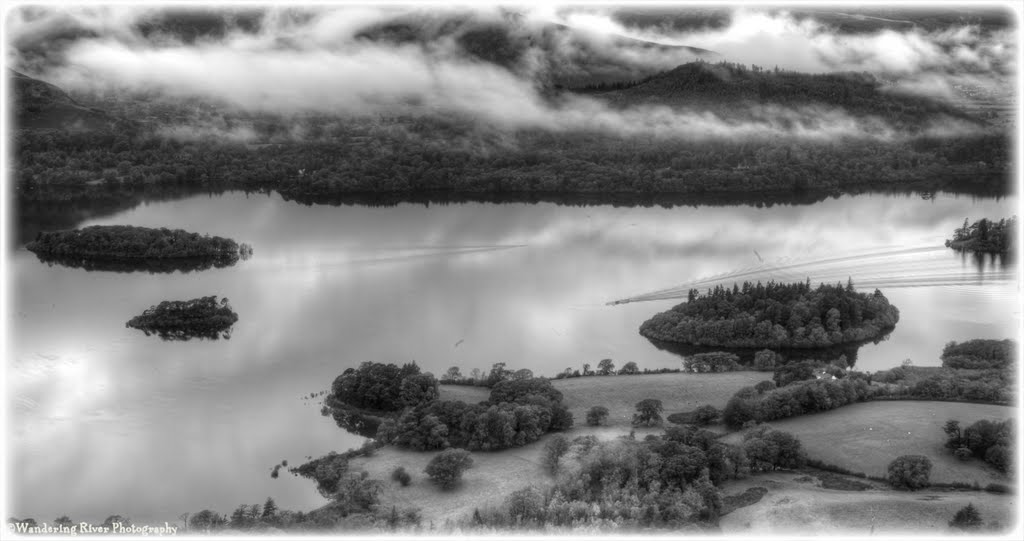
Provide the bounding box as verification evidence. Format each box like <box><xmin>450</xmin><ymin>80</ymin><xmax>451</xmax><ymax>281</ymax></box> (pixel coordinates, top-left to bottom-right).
<box><xmin>13</xmin><ymin>126</ymin><xmax>1010</xmax><ymax>204</ymax></box>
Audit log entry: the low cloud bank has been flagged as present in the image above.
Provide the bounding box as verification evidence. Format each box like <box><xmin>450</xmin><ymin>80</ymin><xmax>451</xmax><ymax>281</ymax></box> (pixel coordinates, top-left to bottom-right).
<box><xmin>6</xmin><ymin>5</ymin><xmax>1012</xmax><ymax>141</ymax></box>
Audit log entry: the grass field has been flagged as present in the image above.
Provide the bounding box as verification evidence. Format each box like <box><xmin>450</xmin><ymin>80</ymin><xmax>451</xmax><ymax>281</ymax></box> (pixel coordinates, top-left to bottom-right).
<box><xmin>720</xmin><ymin>400</ymin><xmax>1015</xmax><ymax>485</ymax></box>
<box><xmin>440</xmin><ymin>371</ymin><xmax>765</xmax><ymax>428</ymax></box>
<box><xmin>346</xmin><ymin>425</ymin><xmax>640</xmax><ymax>526</ymax></box>
<box><xmin>719</xmin><ymin>471</ymin><xmax>1016</xmax><ymax>534</ymax></box>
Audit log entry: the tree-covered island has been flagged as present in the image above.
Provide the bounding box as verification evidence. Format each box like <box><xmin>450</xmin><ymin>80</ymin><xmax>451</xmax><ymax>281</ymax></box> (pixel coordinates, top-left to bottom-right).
<box><xmin>126</xmin><ymin>296</ymin><xmax>238</xmax><ymax>340</ymax></box>
<box><xmin>26</xmin><ymin>225</ymin><xmax>251</xmax><ymax>272</ymax></box>
<box><xmin>639</xmin><ymin>280</ymin><xmax>899</xmax><ymax>349</ymax></box>
<box><xmin>945</xmin><ymin>216</ymin><xmax>1016</xmax><ymax>254</ymax></box>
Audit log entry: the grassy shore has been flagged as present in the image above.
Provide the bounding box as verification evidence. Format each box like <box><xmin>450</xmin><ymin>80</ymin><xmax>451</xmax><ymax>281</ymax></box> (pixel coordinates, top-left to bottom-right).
<box><xmin>720</xmin><ymin>401</ymin><xmax>1014</xmax><ymax>485</ymax></box>
<box><xmin>719</xmin><ymin>471</ymin><xmax>1015</xmax><ymax>534</ymax></box>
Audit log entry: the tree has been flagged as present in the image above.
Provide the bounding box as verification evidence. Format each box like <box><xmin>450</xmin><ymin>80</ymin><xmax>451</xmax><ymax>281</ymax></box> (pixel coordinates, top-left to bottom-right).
<box><xmin>597</xmin><ymin>359</ymin><xmax>616</xmax><ymax>375</ymax></box>
<box><xmin>486</xmin><ymin>363</ymin><xmax>510</xmax><ymax>386</ymax></box>
<box><xmin>101</xmin><ymin>515</ymin><xmax>130</xmax><ymax>529</ymax></box>
<box><xmin>753</xmin><ymin>349</ymin><xmax>778</xmax><ymax>370</ymax></box>
<box><xmin>424</xmin><ymin>449</ymin><xmax>473</xmax><ymax>489</ymax></box>
<box><xmin>949</xmin><ymin>503</ymin><xmax>983</xmax><ymax>530</ymax></box>
<box><xmin>444</xmin><ymin>366</ymin><xmax>462</xmax><ymax>382</ymax></box>
<box><xmin>261</xmin><ymin>497</ymin><xmax>278</xmax><ymax>520</ymax></box>
<box><xmin>582</xmin><ymin>363</ymin><xmax>591</xmax><ymax>376</ymax></box>
<box><xmin>470</xmin><ymin>368</ymin><xmax>482</xmax><ymax>383</ymax></box>
<box><xmin>887</xmin><ymin>455</ymin><xmax>932</xmax><ymax>490</ymax></box>
<box><xmin>619</xmin><ymin>361</ymin><xmax>640</xmax><ymax>375</ymax></box>
<box><xmin>985</xmin><ymin>445</ymin><xmax>1011</xmax><ymax>473</ymax></box>
<box><xmin>391</xmin><ymin>466</ymin><xmax>412</xmax><ymax>487</ymax></box>
<box><xmin>189</xmin><ymin>510</ymin><xmax>225</xmax><ymax>532</ymax></box>
<box><xmin>542</xmin><ymin>434</ymin><xmax>571</xmax><ymax>474</ymax></box>
<box><xmin>586</xmin><ymin>406</ymin><xmax>610</xmax><ymax>426</ymax></box>
<box><xmin>633</xmin><ymin>399</ymin><xmax>664</xmax><ymax>427</ymax></box>
<box><xmin>942</xmin><ymin>419</ymin><xmax>962</xmax><ymax>447</ymax></box>
<box><xmin>399</xmin><ymin>373</ymin><xmax>439</xmax><ymax>407</ymax></box>
<box><xmin>54</xmin><ymin>516</ymin><xmax>73</xmax><ymax>528</ymax></box>
<box><xmin>229</xmin><ymin>506</ymin><xmax>250</xmax><ymax>529</ymax></box>
<box><xmin>512</xmin><ymin>369</ymin><xmax>534</xmax><ymax>381</ymax></box>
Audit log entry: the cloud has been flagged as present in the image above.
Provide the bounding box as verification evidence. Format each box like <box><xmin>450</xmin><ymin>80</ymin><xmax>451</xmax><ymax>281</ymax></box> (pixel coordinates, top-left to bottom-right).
<box><xmin>5</xmin><ymin>5</ymin><xmax>1011</xmax><ymax>141</ymax></box>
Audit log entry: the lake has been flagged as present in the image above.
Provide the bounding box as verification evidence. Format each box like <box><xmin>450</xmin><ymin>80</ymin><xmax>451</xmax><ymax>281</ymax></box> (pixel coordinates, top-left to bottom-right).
<box><xmin>8</xmin><ymin>190</ymin><xmax>1019</xmax><ymax>524</ymax></box>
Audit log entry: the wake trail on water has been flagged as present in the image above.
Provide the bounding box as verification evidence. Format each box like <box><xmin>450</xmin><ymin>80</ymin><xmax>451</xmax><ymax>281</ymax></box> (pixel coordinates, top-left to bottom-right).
<box><xmin>610</xmin><ymin>245</ymin><xmax>1015</xmax><ymax>304</ymax></box>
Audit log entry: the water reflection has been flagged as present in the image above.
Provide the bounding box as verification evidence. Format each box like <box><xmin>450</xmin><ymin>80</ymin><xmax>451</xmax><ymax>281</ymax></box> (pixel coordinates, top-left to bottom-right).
<box><xmin>644</xmin><ymin>334</ymin><xmax>892</xmax><ymax>368</ymax></box>
<box><xmin>32</xmin><ymin>252</ymin><xmax>241</xmax><ymax>274</ymax></box>
<box><xmin>7</xmin><ymin>190</ymin><xmax>1019</xmax><ymax>526</ymax></box>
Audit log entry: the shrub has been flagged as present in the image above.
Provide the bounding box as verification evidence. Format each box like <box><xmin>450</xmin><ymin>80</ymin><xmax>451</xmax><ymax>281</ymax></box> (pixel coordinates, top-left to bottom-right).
<box><xmin>391</xmin><ymin>467</ymin><xmax>411</xmax><ymax>487</ymax></box>
<box><xmin>585</xmin><ymin>406</ymin><xmax>609</xmax><ymax>426</ymax></box>
<box><xmin>424</xmin><ymin>449</ymin><xmax>473</xmax><ymax>489</ymax></box>
<box><xmin>887</xmin><ymin>455</ymin><xmax>932</xmax><ymax>490</ymax></box>
<box><xmin>754</xmin><ymin>380</ymin><xmax>776</xmax><ymax>394</ymax></box>
<box><xmin>693</xmin><ymin>405</ymin><xmax>719</xmax><ymax>426</ymax></box>
<box><xmin>954</xmin><ymin>447</ymin><xmax>973</xmax><ymax>461</ymax></box>
<box><xmin>949</xmin><ymin>503</ymin><xmax>983</xmax><ymax>530</ymax></box>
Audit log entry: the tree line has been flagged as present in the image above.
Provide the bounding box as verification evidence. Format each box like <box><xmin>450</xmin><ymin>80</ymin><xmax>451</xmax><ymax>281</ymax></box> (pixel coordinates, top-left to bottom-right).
<box><xmin>13</xmin><ymin>113</ymin><xmax>1010</xmax><ymax>206</ymax></box>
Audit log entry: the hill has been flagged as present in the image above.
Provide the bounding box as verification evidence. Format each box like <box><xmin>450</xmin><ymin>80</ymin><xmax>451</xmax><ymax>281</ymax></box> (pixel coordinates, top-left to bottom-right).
<box><xmin>598</xmin><ymin>61</ymin><xmax>981</xmax><ymax>130</ymax></box>
<box><xmin>9</xmin><ymin>70</ymin><xmax>123</xmax><ymax>131</ymax></box>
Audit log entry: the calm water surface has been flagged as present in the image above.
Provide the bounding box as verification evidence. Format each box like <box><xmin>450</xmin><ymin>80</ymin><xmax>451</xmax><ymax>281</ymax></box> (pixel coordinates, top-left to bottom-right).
<box><xmin>9</xmin><ymin>191</ymin><xmax>1019</xmax><ymax>523</ymax></box>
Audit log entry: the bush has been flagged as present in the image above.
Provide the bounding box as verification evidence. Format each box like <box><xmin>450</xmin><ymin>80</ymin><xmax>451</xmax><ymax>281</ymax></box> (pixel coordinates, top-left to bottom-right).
<box><xmin>391</xmin><ymin>467</ymin><xmax>411</xmax><ymax>487</ymax></box>
<box><xmin>954</xmin><ymin>447</ymin><xmax>973</xmax><ymax>461</ymax></box>
<box><xmin>754</xmin><ymin>380</ymin><xmax>776</xmax><ymax>394</ymax></box>
<box><xmin>887</xmin><ymin>455</ymin><xmax>932</xmax><ymax>490</ymax></box>
<box><xmin>949</xmin><ymin>503</ymin><xmax>983</xmax><ymax>530</ymax></box>
<box><xmin>585</xmin><ymin>406</ymin><xmax>609</xmax><ymax>427</ymax></box>
<box><xmin>424</xmin><ymin>449</ymin><xmax>474</xmax><ymax>490</ymax></box>
<box><xmin>693</xmin><ymin>405</ymin><xmax>719</xmax><ymax>426</ymax></box>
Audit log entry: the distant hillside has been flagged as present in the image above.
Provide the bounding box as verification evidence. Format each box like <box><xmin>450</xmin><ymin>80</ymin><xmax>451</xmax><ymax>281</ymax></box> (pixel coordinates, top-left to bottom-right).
<box><xmin>10</xmin><ymin>70</ymin><xmax>123</xmax><ymax>131</ymax></box>
<box><xmin>597</xmin><ymin>62</ymin><xmax>980</xmax><ymax>129</ymax></box>
<box><xmin>356</xmin><ymin>17</ymin><xmax>716</xmax><ymax>87</ymax></box>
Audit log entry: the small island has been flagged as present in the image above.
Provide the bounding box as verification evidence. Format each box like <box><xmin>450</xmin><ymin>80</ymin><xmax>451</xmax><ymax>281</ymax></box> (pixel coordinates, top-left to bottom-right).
<box><xmin>126</xmin><ymin>296</ymin><xmax>238</xmax><ymax>340</ymax></box>
<box><xmin>945</xmin><ymin>217</ymin><xmax>1016</xmax><ymax>254</ymax></box>
<box><xmin>26</xmin><ymin>225</ymin><xmax>251</xmax><ymax>272</ymax></box>
<box><xmin>639</xmin><ymin>280</ymin><xmax>899</xmax><ymax>349</ymax></box>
